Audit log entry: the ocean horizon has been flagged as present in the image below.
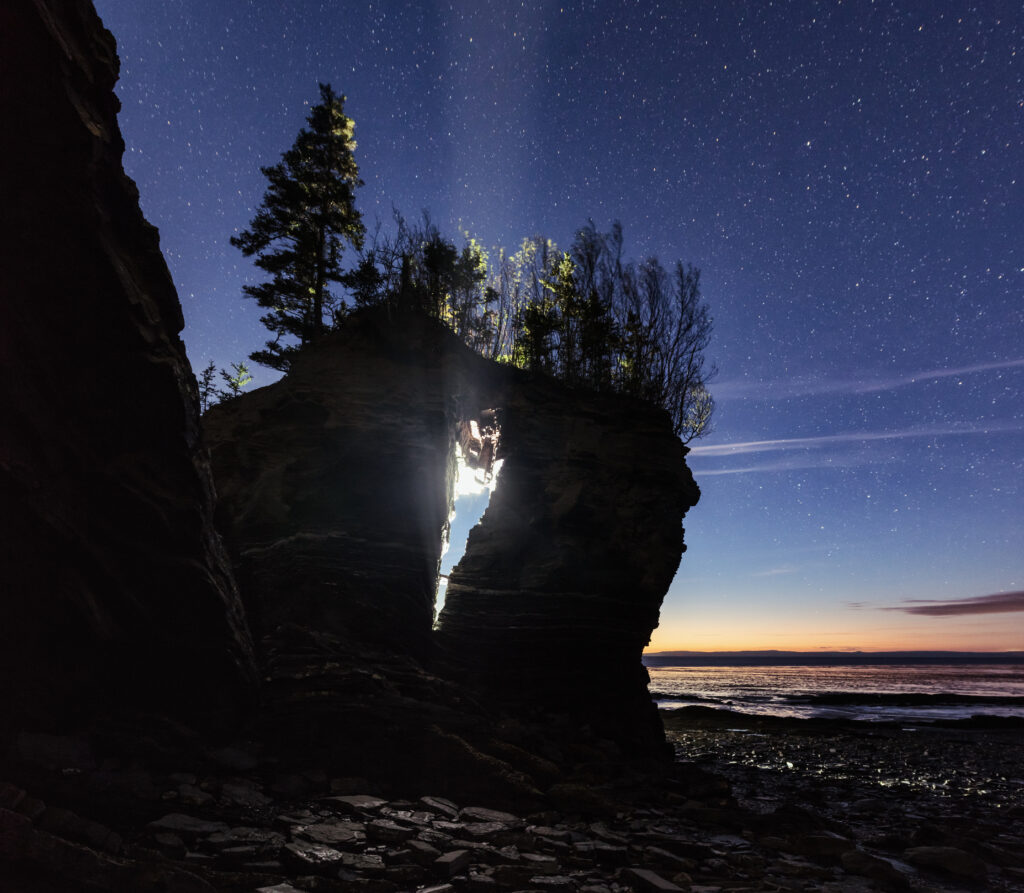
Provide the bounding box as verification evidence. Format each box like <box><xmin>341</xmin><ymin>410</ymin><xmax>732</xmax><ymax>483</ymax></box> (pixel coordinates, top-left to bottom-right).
<box><xmin>643</xmin><ymin>649</ymin><xmax>1024</xmax><ymax>667</ymax></box>
<box><xmin>646</xmin><ymin>658</ymin><xmax>1024</xmax><ymax>724</ymax></box>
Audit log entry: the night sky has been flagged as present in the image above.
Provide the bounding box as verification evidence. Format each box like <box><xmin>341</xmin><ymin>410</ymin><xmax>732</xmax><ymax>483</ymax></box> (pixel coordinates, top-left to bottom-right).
<box><xmin>93</xmin><ymin>1</ymin><xmax>1023</xmax><ymax>652</ymax></box>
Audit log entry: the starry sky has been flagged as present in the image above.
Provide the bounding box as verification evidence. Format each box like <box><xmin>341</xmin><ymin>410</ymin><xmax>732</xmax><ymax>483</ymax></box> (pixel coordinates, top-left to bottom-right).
<box><xmin>93</xmin><ymin>1</ymin><xmax>1023</xmax><ymax>653</ymax></box>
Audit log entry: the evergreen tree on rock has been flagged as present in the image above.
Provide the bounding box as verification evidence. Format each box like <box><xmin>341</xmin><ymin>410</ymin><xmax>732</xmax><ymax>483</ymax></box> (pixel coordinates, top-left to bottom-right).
<box><xmin>232</xmin><ymin>83</ymin><xmax>365</xmax><ymax>371</ymax></box>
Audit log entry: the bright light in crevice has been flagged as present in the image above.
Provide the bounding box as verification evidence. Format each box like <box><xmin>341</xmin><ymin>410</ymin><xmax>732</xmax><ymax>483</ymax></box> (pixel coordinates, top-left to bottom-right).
<box><xmin>434</xmin><ymin>444</ymin><xmax>503</xmax><ymax>628</ymax></box>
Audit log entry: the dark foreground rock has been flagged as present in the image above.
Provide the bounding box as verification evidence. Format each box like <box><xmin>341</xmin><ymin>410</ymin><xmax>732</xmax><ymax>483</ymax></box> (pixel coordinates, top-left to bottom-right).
<box><xmin>4</xmin><ymin>716</ymin><xmax>1023</xmax><ymax>891</ymax></box>
<box><xmin>0</xmin><ymin>0</ymin><xmax>257</xmax><ymax>729</ymax></box>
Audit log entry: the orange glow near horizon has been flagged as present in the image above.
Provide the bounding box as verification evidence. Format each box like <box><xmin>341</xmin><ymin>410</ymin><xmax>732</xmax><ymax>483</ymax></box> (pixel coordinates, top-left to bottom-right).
<box><xmin>645</xmin><ymin>616</ymin><xmax>1024</xmax><ymax>654</ymax></box>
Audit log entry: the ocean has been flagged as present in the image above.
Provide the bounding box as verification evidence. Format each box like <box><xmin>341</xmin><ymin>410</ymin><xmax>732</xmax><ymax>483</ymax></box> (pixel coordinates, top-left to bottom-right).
<box><xmin>646</xmin><ymin>663</ymin><xmax>1024</xmax><ymax>723</ymax></box>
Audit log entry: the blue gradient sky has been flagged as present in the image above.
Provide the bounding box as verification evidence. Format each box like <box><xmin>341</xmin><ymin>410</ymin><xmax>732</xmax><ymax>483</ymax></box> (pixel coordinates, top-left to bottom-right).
<box><xmin>93</xmin><ymin>1</ymin><xmax>1022</xmax><ymax>651</ymax></box>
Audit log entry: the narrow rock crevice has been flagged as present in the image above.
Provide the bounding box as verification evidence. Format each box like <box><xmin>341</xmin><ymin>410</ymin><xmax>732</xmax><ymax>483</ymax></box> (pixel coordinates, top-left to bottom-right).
<box><xmin>435</xmin><ymin>413</ymin><xmax>505</xmax><ymax>629</ymax></box>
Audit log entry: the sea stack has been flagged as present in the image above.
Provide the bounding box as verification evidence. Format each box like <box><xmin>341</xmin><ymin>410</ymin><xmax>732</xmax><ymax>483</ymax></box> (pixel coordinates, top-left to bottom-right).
<box><xmin>205</xmin><ymin>307</ymin><xmax>700</xmax><ymax>757</ymax></box>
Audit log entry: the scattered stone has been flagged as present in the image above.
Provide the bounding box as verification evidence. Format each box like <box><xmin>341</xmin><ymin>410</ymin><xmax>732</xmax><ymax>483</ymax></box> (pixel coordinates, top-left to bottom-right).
<box><xmin>904</xmin><ymin>844</ymin><xmax>987</xmax><ymax>879</ymax></box>
<box><xmin>434</xmin><ymin>848</ymin><xmax>472</xmax><ymax>877</ymax></box>
<box><xmin>529</xmin><ymin>876</ymin><xmax>579</xmax><ymax>890</ymax></box>
<box><xmin>840</xmin><ymin>849</ymin><xmax>909</xmax><ymax>888</ymax></box>
<box><xmin>340</xmin><ymin>851</ymin><xmax>386</xmax><ymax>874</ymax></box>
<box><xmin>404</xmin><ymin>837</ymin><xmax>443</xmax><ymax>865</ymax></box>
<box><xmin>324</xmin><ymin>794</ymin><xmax>388</xmax><ymax>814</ymax></box>
<box><xmin>462</xmin><ymin>821</ymin><xmax>508</xmax><ymax>839</ymax></box>
<box><xmin>418</xmin><ymin>828</ymin><xmax>456</xmax><ymax>848</ymax></box>
<box><xmin>367</xmin><ymin>817</ymin><xmax>418</xmax><ymax>843</ymax></box>
<box><xmin>421</xmin><ymin>796</ymin><xmax>461</xmax><ymax>820</ymax></box>
<box><xmin>297</xmin><ymin>820</ymin><xmax>364</xmax><ymax>847</ymax></box>
<box><xmin>433</xmin><ymin>820</ymin><xmax>467</xmax><ymax>834</ymax></box>
<box><xmin>206</xmin><ymin>826</ymin><xmax>285</xmax><ymax>851</ymax></box>
<box><xmin>642</xmin><ymin>845</ymin><xmax>692</xmax><ymax>870</ymax></box>
<box><xmin>589</xmin><ymin>822</ymin><xmax>629</xmax><ymax>845</ymax></box>
<box><xmin>620</xmin><ymin>866</ymin><xmax>685</xmax><ymax>891</ymax></box>
<box><xmin>460</xmin><ymin>806</ymin><xmax>522</xmax><ymax>826</ymax></box>
<box><xmin>283</xmin><ymin>840</ymin><xmax>345</xmax><ymax>874</ymax></box>
<box><xmin>521</xmin><ymin>851</ymin><xmax>561</xmax><ymax>875</ymax></box>
<box><xmin>532</xmin><ymin>825</ymin><xmax>573</xmax><ymax>842</ymax></box>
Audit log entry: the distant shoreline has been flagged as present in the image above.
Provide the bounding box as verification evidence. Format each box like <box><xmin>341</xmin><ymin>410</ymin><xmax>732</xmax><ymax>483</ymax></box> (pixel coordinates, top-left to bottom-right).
<box><xmin>643</xmin><ymin>650</ymin><xmax>1024</xmax><ymax>667</ymax></box>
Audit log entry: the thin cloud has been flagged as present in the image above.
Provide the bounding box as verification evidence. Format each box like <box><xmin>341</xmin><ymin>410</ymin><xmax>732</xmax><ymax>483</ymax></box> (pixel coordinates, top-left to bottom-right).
<box><xmin>751</xmin><ymin>565</ymin><xmax>799</xmax><ymax>577</ymax></box>
<box><xmin>696</xmin><ymin>457</ymin><xmax>848</xmax><ymax>475</ymax></box>
<box><xmin>689</xmin><ymin>420</ymin><xmax>1024</xmax><ymax>459</ymax></box>
<box><xmin>885</xmin><ymin>591</ymin><xmax>1024</xmax><ymax>617</ymax></box>
<box><xmin>714</xmin><ymin>357</ymin><xmax>1024</xmax><ymax>402</ymax></box>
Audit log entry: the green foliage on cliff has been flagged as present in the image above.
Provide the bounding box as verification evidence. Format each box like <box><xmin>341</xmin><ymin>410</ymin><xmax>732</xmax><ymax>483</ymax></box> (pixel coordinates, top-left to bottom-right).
<box><xmin>198</xmin><ymin>360</ymin><xmax>253</xmax><ymax>412</ymax></box>
<box><xmin>345</xmin><ymin>217</ymin><xmax>715</xmax><ymax>442</ymax></box>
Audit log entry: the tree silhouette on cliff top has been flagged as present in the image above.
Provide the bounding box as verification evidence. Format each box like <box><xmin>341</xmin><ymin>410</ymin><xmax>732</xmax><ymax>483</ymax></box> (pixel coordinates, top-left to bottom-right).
<box><xmin>234</xmin><ymin>90</ymin><xmax>713</xmax><ymax>441</ymax></box>
<box><xmin>232</xmin><ymin>83</ymin><xmax>365</xmax><ymax>371</ymax></box>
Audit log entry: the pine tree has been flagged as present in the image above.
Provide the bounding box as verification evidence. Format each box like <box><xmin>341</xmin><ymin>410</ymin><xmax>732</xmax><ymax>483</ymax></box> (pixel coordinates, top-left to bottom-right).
<box><xmin>198</xmin><ymin>360</ymin><xmax>218</xmax><ymax>413</ymax></box>
<box><xmin>231</xmin><ymin>83</ymin><xmax>365</xmax><ymax>371</ymax></box>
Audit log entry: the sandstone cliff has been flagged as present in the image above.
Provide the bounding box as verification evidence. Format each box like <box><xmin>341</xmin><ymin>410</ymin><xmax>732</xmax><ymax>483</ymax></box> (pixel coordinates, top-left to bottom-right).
<box><xmin>0</xmin><ymin>0</ymin><xmax>257</xmax><ymax>729</ymax></box>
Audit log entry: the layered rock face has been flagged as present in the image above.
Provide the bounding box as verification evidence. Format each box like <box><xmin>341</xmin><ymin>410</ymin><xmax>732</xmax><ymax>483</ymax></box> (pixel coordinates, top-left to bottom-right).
<box><xmin>207</xmin><ymin>308</ymin><xmax>699</xmax><ymax>755</ymax></box>
<box><xmin>204</xmin><ymin>312</ymin><xmax>470</xmax><ymax>656</ymax></box>
<box><xmin>0</xmin><ymin>0</ymin><xmax>697</xmax><ymax>768</ymax></box>
<box><xmin>437</xmin><ymin>379</ymin><xmax>698</xmax><ymax>753</ymax></box>
<box><xmin>0</xmin><ymin>0</ymin><xmax>256</xmax><ymax>728</ymax></box>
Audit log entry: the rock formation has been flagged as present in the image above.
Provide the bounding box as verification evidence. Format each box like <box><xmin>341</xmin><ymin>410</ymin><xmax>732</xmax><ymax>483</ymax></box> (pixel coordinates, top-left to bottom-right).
<box><xmin>204</xmin><ymin>312</ymin><xmax>463</xmax><ymax>657</ymax></box>
<box><xmin>0</xmin><ymin>0</ymin><xmax>257</xmax><ymax>730</ymax></box>
<box><xmin>437</xmin><ymin>371</ymin><xmax>698</xmax><ymax>756</ymax></box>
<box><xmin>2</xmin><ymin>0</ymin><xmax>697</xmax><ymax>806</ymax></box>
<box><xmin>206</xmin><ymin>308</ymin><xmax>700</xmax><ymax>757</ymax></box>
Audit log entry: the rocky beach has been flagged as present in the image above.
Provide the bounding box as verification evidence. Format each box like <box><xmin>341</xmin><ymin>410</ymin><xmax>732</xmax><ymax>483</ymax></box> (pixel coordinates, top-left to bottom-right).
<box><xmin>3</xmin><ymin>709</ymin><xmax>1022</xmax><ymax>892</ymax></box>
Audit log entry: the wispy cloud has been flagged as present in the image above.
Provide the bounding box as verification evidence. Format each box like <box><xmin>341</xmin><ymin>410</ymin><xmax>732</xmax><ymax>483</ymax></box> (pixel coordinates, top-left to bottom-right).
<box><xmin>884</xmin><ymin>591</ymin><xmax>1024</xmax><ymax>617</ymax></box>
<box><xmin>714</xmin><ymin>357</ymin><xmax>1024</xmax><ymax>402</ymax></box>
<box><xmin>695</xmin><ymin>457</ymin><xmax>850</xmax><ymax>475</ymax></box>
<box><xmin>751</xmin><ymin>565</ymin><xmax>799</xmax><ymax>577</ymax></box>
<box><xmin>689</xmin><ymin>420</ymin><xmax>1024</xmax><ymax>460</ymax></box>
